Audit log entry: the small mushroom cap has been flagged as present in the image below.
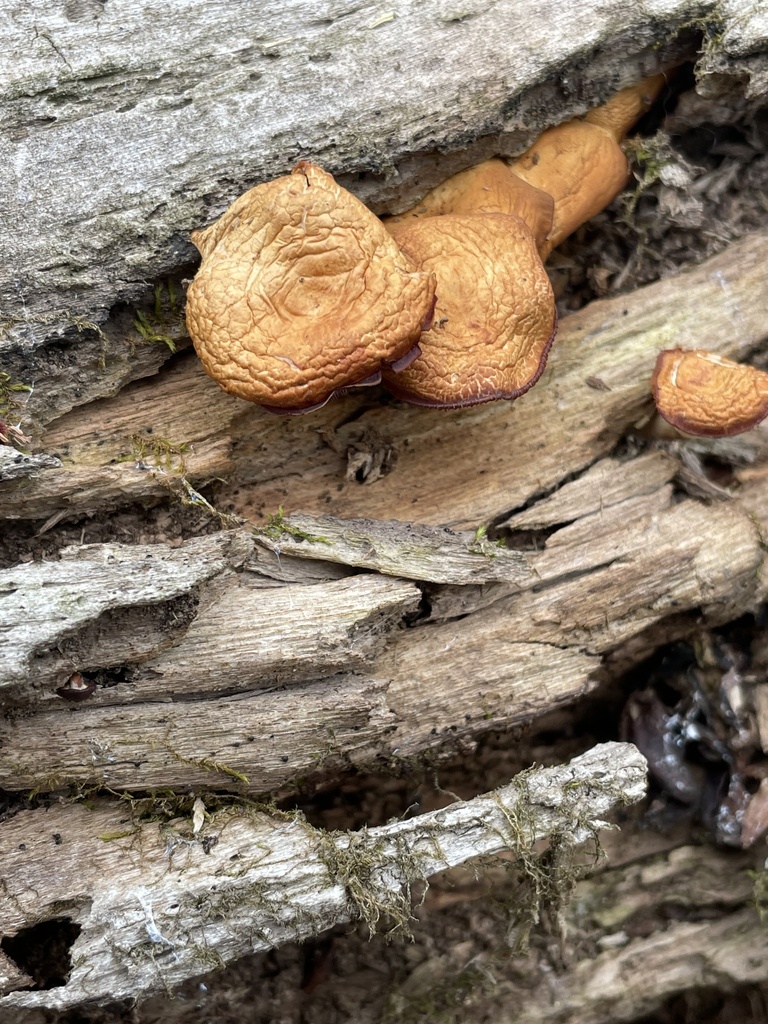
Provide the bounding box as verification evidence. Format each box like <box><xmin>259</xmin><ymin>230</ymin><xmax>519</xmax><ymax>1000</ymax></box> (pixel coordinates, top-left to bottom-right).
<box><xmin>382</xmin><ymin>213</ymin><xmax>556</xmax><ymax>408</ymax></box>
<box><xmin>652</xmin><ymin>349</ymin><xmax>768</xmax><ymax>437</ymax></box>
<box><xmin>584</xmin><ymin>75</ymin><xmax>666</xmax><ymax>141</ymax></box>
<box><xmin>512</xmin><ymin>120</ymin><xmax>629</xmax><ymax>255</ymax></box>
<box><xmin>388</xmin><ymin>159</ymin><xmax>555</xmax><ymax>253</ymax></box>
<box><xmin>186</xmin><ymin>162</ymin><xmax>435</xmax><ymax>412</ymax></box>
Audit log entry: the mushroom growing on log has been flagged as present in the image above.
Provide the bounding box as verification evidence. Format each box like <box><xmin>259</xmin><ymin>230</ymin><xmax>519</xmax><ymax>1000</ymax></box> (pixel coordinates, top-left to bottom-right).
<box><xmin>651</xmin><ymin>348</ymin><xmax>768</xmax><ymax>436</ymax></box>
<box><xmin>513</xmin><ymin>76</ymin><xmax>665</xmax><ymax>256</ymax></box>
<box><xmin>185</xmin><ymin>161</ymin><xmax>435</xmax><ymax>412</ymax></box>
<box><xmin>380</xmin><ymin>76</ymin><xmax>665</xmax><ymax>406</ymax></box>
<box><xmin>382</xmin><ymin>213</ymin><xmax>557</xmax><ymax>408</ymax></box>
<box><xmin>186</xmin><ymin>78</ymin><xmax>665</xmax><ymax>413</ymax></box>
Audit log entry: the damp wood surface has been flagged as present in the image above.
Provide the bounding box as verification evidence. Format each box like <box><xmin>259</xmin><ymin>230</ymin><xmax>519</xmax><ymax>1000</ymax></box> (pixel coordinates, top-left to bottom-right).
<box><xmin>2</xmin><ymin>440</ymin><xmax>767</xmax><ymax>793</ymax></box>
<box><xmin>3</xmin><ymin>230</ymin><xmax>768</xmax><ymax>530</ymax></box>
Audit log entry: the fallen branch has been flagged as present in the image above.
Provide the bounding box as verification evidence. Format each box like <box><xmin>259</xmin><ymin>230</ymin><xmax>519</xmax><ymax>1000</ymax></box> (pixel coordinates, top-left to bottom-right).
<box><xmin>0</xmin><ymin>742</ymin><xmax>646</xmax><ymax>1010</ymax></box>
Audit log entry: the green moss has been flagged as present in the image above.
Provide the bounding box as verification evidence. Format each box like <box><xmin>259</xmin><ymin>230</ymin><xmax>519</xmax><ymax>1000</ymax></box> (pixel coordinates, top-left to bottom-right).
<box><xmin>119</xmin><ymin>433</ymin><xmax>241</xmax><ymax>527</ymax></box>
<box><xmin>130</xmin><ymin>433</ymin><xmax>190</xmax><ymax>472</ymax></box>
<box><xmin>468</xmin><ymin>524</ymin><xmax>506</xmax><ymax>557</ymax></box>
<box><xmin>317</xmin><ymin>828</ymin><xmax>433</xmax><ymax>939</ymax></box>
<box><xmin>162</xmin><ymin>741</ymin><xmax>251</xmax><ymax>786</ymax></box>
<box><xmin>132</xmin><ymin>278</ymin><xmax>187</xmax><ymax>353</ymax></box>
<box><xmin>0</xmin><ymin>371</ymin><xmax>31</xmax><ymax>420</ymax></box>
<box><xmin>260</xmin><ymin>506</ymin><xmax>331</xmax><ymax>544</ymax></box>
<box><xmin>490</xmin><ymin>769</ymin><xmax>606</xmax><ymax>952</ymax></box>
<box><xmin>750</xmin><ymin>867</ymin><xmax>768</xmax><ymax>919</ymax></box>
<box><xmin>98</xmin><ymin>828</ymin><xmax>141</xmax><ymax>842</ymax></box>
<box><xmin>179</xmin><ymin>479</ymin><xmax>242</xmax><ymax>527</ymax></box>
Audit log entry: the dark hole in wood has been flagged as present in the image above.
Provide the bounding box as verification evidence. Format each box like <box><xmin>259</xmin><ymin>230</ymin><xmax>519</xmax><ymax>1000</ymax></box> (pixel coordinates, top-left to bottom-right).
<box><xmin>1</xmin><ymin>917</ymin><xmax>81</xmax><ymax>989</ymax></box>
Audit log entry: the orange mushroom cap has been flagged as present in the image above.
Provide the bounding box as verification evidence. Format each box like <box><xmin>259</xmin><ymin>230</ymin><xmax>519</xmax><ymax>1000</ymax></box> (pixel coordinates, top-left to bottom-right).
<box><xmin>388</xmin><ymin>158</ymin><xmax>555</xmax><ymax>253</ymax></box>
<box><xmin>511</xmin><ymin>120</ymin><xmax>629</xmax><ymax>256</ymax></box>
<box><xmin>512</xmin><ymin>75</ymin><xmax>666</xmax><ymax>256</ymax></box>
<box><xmin>651</xmin><ymin>349</ymin><xmax>768</xmax><ymax>437</ymax></box>
<box><xmin>382</xmin><ymin>213</ymin><xmax>556</xmax><ymax>408</ymax></box>
<box><xmin>186</xmin><ymin>162</ymin><xmax>435</xmax><ymax>412</ymax></box>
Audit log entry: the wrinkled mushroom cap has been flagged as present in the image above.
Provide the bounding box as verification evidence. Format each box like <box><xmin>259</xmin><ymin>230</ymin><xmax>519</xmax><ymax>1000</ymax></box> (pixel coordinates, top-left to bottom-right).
<box><xmin>382</xmin><ymin>213</ymin><xmax>556</xmax><ymax>408</ymax></box>
<box><xmin>186</xmin><ymin>162</ymin><xmax>435</xmax><ymax>412</ymax></box>
<box><xmin>512</xmin><ymin>120</ymin><xmax>629</xmax><ymax>255</ymax></box>
<box><xmin>389</xmin><ymin>159</ymin><xmax>555</xmax><ymax>253</ymax></box>
<box><xmin>651</xmin><ymin>348</ymin><xmax>768</xmax><ymax>437</ymax></box>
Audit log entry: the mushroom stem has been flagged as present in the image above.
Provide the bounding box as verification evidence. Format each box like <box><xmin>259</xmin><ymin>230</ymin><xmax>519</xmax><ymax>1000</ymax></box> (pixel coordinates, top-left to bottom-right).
<box><xmin>511</xmin><ymin>76</ymin><xmax>666</xmax><ymax>256</ymax></box>
<box><xmin>584</xmin><ymin>75</ymin><xmax>667</xmax><ymax>141</ymax></box>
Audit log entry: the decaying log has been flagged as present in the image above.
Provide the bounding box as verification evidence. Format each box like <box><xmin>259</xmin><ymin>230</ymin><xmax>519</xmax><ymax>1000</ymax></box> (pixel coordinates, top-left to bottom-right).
<box><xmin>1</xmin><ymin>235</ymin><xmax>767</xmax><ymax>796</ymax></box>
<box><xmin>0</xmin><ymin>743</ymin><xmax>646</xmax><ymax>1010</ymax></box>
<box><xmin>2</xmin><ymin>454</ymin><xmax>766</xmax><ymax>793</ymax></box>
<box><xmin>2</xmin><ymin>230</ymin><xmax>768</xmax><ymax>528</ymax></box>
<box><xmin>3</xmin><ymin>0</ymin><xmax>768</xmax><ymax>1016</ymax></box>
<box><xmin>1</xmin><ymin>0</ymin><xmax>766</xmax><ymax>437</ymax></box>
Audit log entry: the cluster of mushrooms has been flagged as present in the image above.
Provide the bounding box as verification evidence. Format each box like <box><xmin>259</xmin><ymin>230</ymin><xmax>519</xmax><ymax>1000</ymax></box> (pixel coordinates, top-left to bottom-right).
<box><xmin>186</xmin><ymin>76</ymin><xmax>768</xmax><ymax>439</ymax></box>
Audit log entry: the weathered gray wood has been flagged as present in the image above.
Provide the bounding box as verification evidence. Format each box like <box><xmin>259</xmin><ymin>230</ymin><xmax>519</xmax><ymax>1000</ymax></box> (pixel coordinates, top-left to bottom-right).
<box><xmin>1</xmin><ymin>460</ymin><xmax>765</xmax><ymax>793</ymax></box>
<box><xmin>1</xmin><ymin>4</ymin><xmax>767</xmax><ymax>1014</ymax></box>
<box><xmin>511</xmin><ymin>910</ymin><xmax>768</xmax><ymax>1024</ymax></box>
<box><xmin>0</xmin><ymin>0</ymin><xmax>760</xmax><ymax>435</ymax></box>
<box><xmin>409</xmin><ymin>844</ymin><xmax>767</xmax><ymax>1024</ymax></box>
<box><xmin>0</xmin><ymin>742</ymin><xmax>646</xmax><ymax>1010</ymax></box>
<box><xmin>0</xmin><ymin>531</ymin><xmax>252</xmax><ymax>699</ymax></box>
<box><xmin>3</xmin><ymin>232</ymin><xmax>767</xmax><ymax>530</ymax></box>
<box><xmin>253</xmin><ymin>516</ymin><xmax>534</xmax><ymax>585</ymax></box>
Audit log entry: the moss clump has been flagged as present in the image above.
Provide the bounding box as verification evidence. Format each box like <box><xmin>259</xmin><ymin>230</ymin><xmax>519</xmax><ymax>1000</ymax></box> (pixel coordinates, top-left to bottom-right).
<box><xmin>130</xmin><ymin>433</ymin><xmax>190</xmax><ymax>473</ymax></box>
<box><xmin>163</xmin><ymin>741</ymin><xmax>251</xmax><ymax>786</ymax></box>
<box><xmin>318</xmin><ymin>829</ymin><xmax>432</xmax><ymax>939</ymax></box>
<box><xmin>468</xmin><ymin>523</ymin><xmax>506</xmax><ymax>557</ymax></box>
<box><xmin>492</xmin><ymin>769</ymin><xmax>605</xmax><ymax>952</ymax></box>
<box><xmin>133</xmin><ymin>279</ymin><xmax>187</xmax><ymax>353</ymax></box>
<box><xmin>261</xmin><ymin>506</ymin><xmax>331</xmax><ymax>545</ymax></box>
<box><xmin>750</xmin><ymin>867</ymin><xmax>768</xmax><ymax>919</ymax></box>
<box><xmin>0</xmin><ymin>372</ymin><xmax>31</xmax><ymax>440</ymax></box>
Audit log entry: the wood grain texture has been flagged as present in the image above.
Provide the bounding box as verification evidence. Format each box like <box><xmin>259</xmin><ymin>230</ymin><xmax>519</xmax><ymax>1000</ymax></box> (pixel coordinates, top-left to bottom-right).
<box><xmin>1</xmin><ymin>468</ymin><xmax>765</xmax><ymax>793</ymax></box>
<box><xmin>2</xmin><ymin>2</ymin><xmax>768</xmax><ymax>1013</ymax></box>
<box><xmin>0</xmin><ymin>0</ymin><xmax>757</xmax><ymax>434</ymax></box>
<box><xmin>3</xmin><ymin>231</ymin><xmax>768</xmax><ymax>530</ymax></box>
<box><xmin>0</xmin><ymin>742</ymin><xmax>646</xmax><ymax>1010</ymax></box>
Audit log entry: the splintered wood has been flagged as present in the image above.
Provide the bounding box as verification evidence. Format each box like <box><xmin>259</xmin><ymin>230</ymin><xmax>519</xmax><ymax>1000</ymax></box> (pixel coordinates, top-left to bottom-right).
<box><xmin>0</xmin><ymin>744</ymin><xmax>646</xmax><ymax>1011</ymax></box>
<box><xmin>2</xmin><ymin>235</ymin><xmax>768</xmax><ymax>795</ymax></box>
<box><xmin>2</xmin><ymin>0</ymin><xmax>768</xmax><ymax>1016</ymax></box>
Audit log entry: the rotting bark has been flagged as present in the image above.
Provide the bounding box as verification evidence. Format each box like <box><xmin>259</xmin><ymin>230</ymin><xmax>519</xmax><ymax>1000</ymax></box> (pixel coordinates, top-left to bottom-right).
<box><xmin>3</xmin><ymin>1</ymin><xmax>768</xmax><ymax>1019</ymax></box>
<box><xmin>0</xmin><ymin>743</ymin><xmax>646</xmax><ymax>1010</ymax></box>
<box><xmin>1</xmin><ymin>231</ymin><xmax>766</xmax><ymax>528</ymax></box>
<box><xmin>2</xmin><ymin>450</ymin><xmax>766</xmax><ymax>792</ymax></box>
